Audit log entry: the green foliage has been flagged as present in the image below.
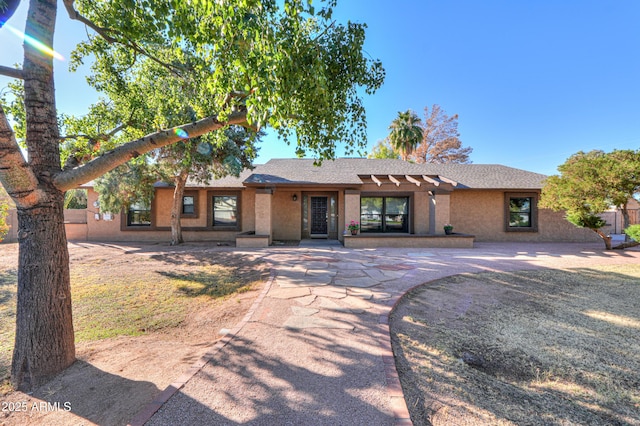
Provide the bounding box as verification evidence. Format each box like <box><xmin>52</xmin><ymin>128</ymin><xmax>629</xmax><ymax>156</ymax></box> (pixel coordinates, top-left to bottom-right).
<box><xmin>540</xmin><ymin>149</ymin><xmax>640</xmax><ymax>231</ymax></box>
<box><xmin>0</xmin><ymin>80</ymin><xmax>26</xmax><ymax>147</ymax></box>
<box><xmin>64</xmin><ymin>189</ymin><xmax>88</xmax><ymax>209</ymax></box>
<box><xmin>624</xmin><ymin>224</ymin><xmax>640</xmax><ymax>242</ymax></box>
<box><xmin>70</xmin><ymin>0</ymin><xmax>385</xmax><ymax>161</ymax></box>
<box><xmin>0</xmin><ymin>184</ymin><xmax>11</xmax><ymax>242</ymax></box>
<box><xmin>367</xmin><ymin>139</ymin><xmax>398</xmax><ymax>159</ymax></box>
<box><xmin>0</xmin><ymin>196</ymin><xmax>9</xmax><ymax>242</ymax></box>
<box><xmin>93</xmin><ymin>159</ymin><xmax>159</xmax><ymax>214</ymax></box>
<box><xmin>565</xmin><ymin>212</ymin><xmax>607</xmax><ymax>230</ymax></box>
<box><xmin>388</xmin><ymin>110</ymin><xmax>422</xmax><ymax>160</ymax></box>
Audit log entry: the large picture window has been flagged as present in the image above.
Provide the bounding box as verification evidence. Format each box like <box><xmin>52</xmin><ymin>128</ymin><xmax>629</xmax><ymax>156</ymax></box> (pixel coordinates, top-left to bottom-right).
<box><xmin>505</xmin><ymin>193</ymin><xmax>538</xmax><ymax>232</ymax></box>
<box><xmin>127</xmin><ymin>201</ymin><xmax>151</xmax><ymax>226</ymax></box>
<box><xmin>213</xmin><ymin>195</ymin><xmax>238</xmax><ymax>227</ymax></box>
<box><xmin>360</xmin><ymin>196</ymin><xmax>409</xmax><ymax>233</ymax></box>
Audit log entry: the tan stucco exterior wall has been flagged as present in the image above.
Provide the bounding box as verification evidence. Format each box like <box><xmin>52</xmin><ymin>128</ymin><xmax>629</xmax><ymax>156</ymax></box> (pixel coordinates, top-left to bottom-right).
<box><xmin>449</xmin><ymin>190</ymin><xmax>600</xmax><ymax>242</ymax></box>
<box><xmin>413</xmin><ymin>191</ymin><xmax>430</xmax><ymax>234</ymax></box>
<box><xmin>254</xmin><ymin>189</ymin><xmax>272</xmax><ymax>241</ymax></box>
<box><xmin>3</xmin><ymin>186</ymin><xmax>614</xmax><ymax>246</ymax></box>
<box><xmin>344</xmin><ymin>190</ymin><xmax>361</xmax><ymax>232</ymax></box>
<box><xmin>433</xmin><ymin>193</ymin><xmax>451</xmax><ymax>235</ymax></box>
<box><xmin>81</xmin><ymin>187</ymin><xmax>257</xmax><ymax>243</ymax></box>
<box><xmin>271</xmin><ymin>190</ymin><xmax>302</xmax><ymax>241</ymax></box>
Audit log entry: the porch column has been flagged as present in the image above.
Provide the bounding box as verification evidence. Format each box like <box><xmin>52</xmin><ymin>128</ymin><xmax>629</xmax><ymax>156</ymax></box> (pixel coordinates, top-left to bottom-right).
<box><xmin>414</xmin><ymin>191</ymin><xmax>430</xmax><ymax>234</ymax></box>
<box><xmin>344</xmin><ymin>190</ymin><xmax>361</xmax><ymax>236</ymax></box>
<box><xmin>433</xmin><ymin>192</ymin><xmax>451</xmax><ymax>235</ymax></box>
<box><xmin>255</xmin><ymin>188</ymin><xmax>273</xmax><ymax>244</ymax></box>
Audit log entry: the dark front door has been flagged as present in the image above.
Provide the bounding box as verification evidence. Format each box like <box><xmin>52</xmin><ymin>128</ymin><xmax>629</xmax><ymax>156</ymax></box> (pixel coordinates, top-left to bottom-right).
<box><xmin>310</xmin><ymin>196</ymin><xmax>328</xmax><ymax>236</ymax></box>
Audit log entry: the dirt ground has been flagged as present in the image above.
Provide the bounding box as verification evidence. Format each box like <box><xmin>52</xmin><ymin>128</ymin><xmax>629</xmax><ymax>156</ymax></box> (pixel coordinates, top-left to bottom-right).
<box><xmin>391</xmin><ymin>267</ymin><xmax>640</xmax><ymax>426</ymax></box>
<box><xmin>0</xmin><ymin>242</ymin><xmax>268</xmax><ymax>426</ymax></box>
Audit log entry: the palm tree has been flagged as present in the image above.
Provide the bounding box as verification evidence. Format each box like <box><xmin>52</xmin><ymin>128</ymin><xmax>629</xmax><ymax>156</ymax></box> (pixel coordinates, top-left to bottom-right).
<box><xmin>388</xmin><ymin>110</ymin><xmax>423</xmax><ymax>161</ymax></box>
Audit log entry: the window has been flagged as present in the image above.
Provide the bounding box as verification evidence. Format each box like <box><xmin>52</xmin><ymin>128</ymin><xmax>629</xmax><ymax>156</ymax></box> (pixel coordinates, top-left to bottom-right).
<box><xmin>505</xmin><ymin>193</ymin><xmax>538</xmax><ymax>232</ymax></box>
<box><xmin>127</xmin><ymin>201</ymin><xmax>151</xmax><ymax>226</ymax></box>
<box><xmin>180</xmin><ymin>192</ymin><xmax>199</xmax><ymax>218</ymax></box>
<box><xmin>182</xmin><ymin>196</ymin><xmax>195</xmax><ymax>215</ymax></box>
<box><xmin>213</xmin><ymin>195</ymin><xmax>238</xmax><ymax>227</ymax></box>
<box><xmin>360</xmin><ymin>196</ymin><xmax>409</xmax><ymax>233</ymax></box>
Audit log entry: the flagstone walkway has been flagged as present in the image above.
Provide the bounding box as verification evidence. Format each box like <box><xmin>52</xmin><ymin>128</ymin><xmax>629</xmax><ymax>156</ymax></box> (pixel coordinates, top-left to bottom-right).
<box><xmin>132</xmin><ymin>242</ymin><xmax>640</xmax><ymax>426</ymax></box>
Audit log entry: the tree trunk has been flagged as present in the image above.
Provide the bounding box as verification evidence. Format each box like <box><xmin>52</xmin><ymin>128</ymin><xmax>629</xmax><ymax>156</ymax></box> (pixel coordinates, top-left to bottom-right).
<box><xmin>9</xmin><ymin>0</ymin><xmax>76</xmax><ymax>391</ymax></box>
<box><xmin>593</xmin><ymin>228</ymin><xmax>612</xmax><ymax>250</ymax></box>
<box><xmin>11</xmin><ymin>193</ymin><xmax>75</xmax><ymax>390</ymax></box>
<box><xmin>170</xmin><ymin>170</ymin><xmax>189</xmax><ymax>246</ymax></box>
<box><xmin>620</xmin><ymin>205</ymin><xmax>630</xmax><ymax>234</ymax></box>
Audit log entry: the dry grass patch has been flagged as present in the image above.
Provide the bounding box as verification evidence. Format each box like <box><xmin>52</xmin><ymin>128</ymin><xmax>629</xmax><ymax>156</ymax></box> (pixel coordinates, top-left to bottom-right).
<box><xmin>0</xmin><ymin>242</ymin><xmax>268</xmax><ymax>425</ymax></box>
<box><xmin>391</xmin><ymin>265</ymin><xmax>640</xmax><ymax>425</ymax></box>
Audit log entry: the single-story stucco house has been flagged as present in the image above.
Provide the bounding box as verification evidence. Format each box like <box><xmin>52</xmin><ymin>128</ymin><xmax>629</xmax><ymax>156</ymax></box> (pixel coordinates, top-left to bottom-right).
<box><xmin>5</xmin><ymin>158</ymin><xmax>632</xmax><ymax>247</ymax></box>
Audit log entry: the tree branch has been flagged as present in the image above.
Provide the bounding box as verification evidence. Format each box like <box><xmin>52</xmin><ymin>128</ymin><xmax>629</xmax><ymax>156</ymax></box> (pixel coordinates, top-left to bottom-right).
<box><xmin>60</xmin><ymin>121</ymin><xmax>128</xmax><ymax>142</ymax></box>
<box><xmin>0</xmin><ymin>105</ymin><xmax>46</xmax><ymax>207</ymax></box>
<box><xmin>53</xmin><ymin>110</ymin><xmax>248</xmax><ymax>191</ymax></box>
<box><xmin>62</xmin><ymin>0</ymin><xmax>186</xmax><ymax>78</ymax></box>
<box><xmin>0</xmin><ymin>65</ymin><xmax>24</xmax><ymax>80</ymax></box>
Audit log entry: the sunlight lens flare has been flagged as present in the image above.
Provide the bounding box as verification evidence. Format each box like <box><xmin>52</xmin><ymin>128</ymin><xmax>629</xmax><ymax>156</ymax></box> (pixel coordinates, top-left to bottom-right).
<box><xmin>174</xmin><ymin>128</ymin><xmax>189</xmax><ymax>139</ymax></box>
<box><xmin>5</xmin><ymin>23</ymin><xmax>64</xmax><ymax>61</ymax></box>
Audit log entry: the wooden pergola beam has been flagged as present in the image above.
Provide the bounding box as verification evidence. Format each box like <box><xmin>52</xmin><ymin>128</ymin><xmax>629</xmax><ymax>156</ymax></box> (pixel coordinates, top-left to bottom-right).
<box><xmin>422</xmin><ymin>175</ymin><xmax>440</xmax><ymax>186</ymax></box>
<box><xmin>371</xmin><ymin>174</ymin><xmax>382</xmax><ymax>187</ymax></box>
<box><xmin>405</xmin><ymin>175</ymin><xmax>421</xmax><ymax>187</ymax></box>
<box><xmin>388</xmin><ymin>175</ymin><xmax>401</xmax><ymax>187</ymax></box>
<box><xmin>438</xmin><ymin>175</ymin><xmax>459</xmax><ymax>186</ymax></box>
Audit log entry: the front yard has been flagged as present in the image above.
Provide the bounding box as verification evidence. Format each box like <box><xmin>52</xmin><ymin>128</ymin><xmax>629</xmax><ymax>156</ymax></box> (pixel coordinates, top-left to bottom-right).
<box><xmin>0</xmin><ymin>242</ymin><xmax>268</xmax><ymax>425</ymax></box>
<box><xmin>391</xmin><ymin>265</ymin><xmax>640</xmax><ymax>425</ymax></box>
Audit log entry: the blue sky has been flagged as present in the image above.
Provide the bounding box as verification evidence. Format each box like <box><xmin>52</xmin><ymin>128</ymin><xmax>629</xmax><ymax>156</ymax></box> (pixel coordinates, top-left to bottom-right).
<box><xmin>2</xmin><ymin>0</ymin><xmax>639</xmax><ymax>175</ymax></box>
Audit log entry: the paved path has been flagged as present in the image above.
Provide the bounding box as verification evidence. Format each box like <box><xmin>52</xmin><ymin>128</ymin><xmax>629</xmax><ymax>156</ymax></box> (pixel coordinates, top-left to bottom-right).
<box><xmin>131</xmin><ymin>242</ymin><xmax>640</xmax><ymax>426</ymax></box>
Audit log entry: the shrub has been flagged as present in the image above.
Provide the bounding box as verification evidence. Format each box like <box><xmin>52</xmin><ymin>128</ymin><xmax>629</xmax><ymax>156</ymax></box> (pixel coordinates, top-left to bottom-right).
<box><xmin>624</xmin><ymin>224</ymin><xmax>640</xmax><ymax>242</ymax></box>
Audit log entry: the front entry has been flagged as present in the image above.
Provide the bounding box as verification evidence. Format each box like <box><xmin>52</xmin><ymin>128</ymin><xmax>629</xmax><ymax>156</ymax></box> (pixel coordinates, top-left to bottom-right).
<box><xmin>310</xmin><ymin>196</ymin><xmax>328</xmax><ymax>237</ymax></box>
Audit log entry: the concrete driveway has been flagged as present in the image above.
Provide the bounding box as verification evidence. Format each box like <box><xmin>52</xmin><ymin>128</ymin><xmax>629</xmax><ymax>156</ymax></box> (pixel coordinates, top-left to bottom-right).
<box><xmin>131</xmin><ymin>242</ymin><xmax>640</xmax><ymax>426</ymax></box>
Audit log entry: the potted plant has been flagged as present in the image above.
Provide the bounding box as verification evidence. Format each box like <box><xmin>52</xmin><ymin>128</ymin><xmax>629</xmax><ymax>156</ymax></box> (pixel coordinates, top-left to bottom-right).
<box><xmin>444</xmin><ymin>224</ymin><xmax>454</xmax><ymax>235</ymax></box>
<box><xmin>347</xmin><ymin>220</ymin><xmax>360</xmax><ymax>235</ymax></box>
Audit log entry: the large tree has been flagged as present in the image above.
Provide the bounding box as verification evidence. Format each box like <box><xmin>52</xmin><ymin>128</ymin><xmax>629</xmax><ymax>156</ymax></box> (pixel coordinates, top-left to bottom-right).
<box><xmin>411</xmin><ymin>104</ymin><xmax>472</xmax><ymax>164</ymax></box>
<box><xmin>0</xmin><ymin>0</ymin><xmax>384</xmax><ymax>390</ymax></box>
<box><xmin>540</xmin><ymin>149</ymin><xmax>640</xmax><ymax>250</ymax></box>
<box><xmin>388</xmin><ymin>109</ymin><xmax>422</xmax><ymax>161</ymax></box>
<box><xmin>367</xmin><ymin>138</ymin><xmax>398</xmax><ymax>159</ymax></box>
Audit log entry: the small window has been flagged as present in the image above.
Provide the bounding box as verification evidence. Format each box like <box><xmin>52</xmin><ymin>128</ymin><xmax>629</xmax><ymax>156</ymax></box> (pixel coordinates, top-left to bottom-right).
<box><xmin>127</xmin><ymin>201</ymin><xmax>151</xmax><ymax>226</ymax></box>
<box><xmin>213</xmin><ymin>195</ymin><xmax>238</xmax><ymax>227</ymax></box>
<box><xmin>182</xmin><ymin>196</ymin><xmax>195</xmax><ymax>215</ymax></box>
<box><xmin>505</xmin><ymin>193</ymin><xmax>538</xmax><ymax>232</ymax></box>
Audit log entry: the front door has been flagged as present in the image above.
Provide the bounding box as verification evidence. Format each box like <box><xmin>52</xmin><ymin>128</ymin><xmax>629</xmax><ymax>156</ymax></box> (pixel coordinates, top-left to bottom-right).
<box><xmin>310</xmin><ymin>196</ymin><xmax>328</xmax><ymax>237</ymax></box>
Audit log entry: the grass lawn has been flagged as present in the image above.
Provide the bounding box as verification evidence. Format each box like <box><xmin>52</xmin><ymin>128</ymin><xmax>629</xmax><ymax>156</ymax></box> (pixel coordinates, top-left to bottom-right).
<box><xmin>0</xmin><ymin>244</ymin><xmax>265</xmax><ymax>387</ymax></box>
<box><xmin>391</xmin><ymin>264</ymin><xmax>640</xmax><ymax>425</ymax></box>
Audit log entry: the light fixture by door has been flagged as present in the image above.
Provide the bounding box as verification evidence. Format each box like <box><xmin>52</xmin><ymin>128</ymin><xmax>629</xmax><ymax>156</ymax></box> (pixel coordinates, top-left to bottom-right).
<box><xmin>292</xmin><ymin>194</ymin><xmax>298</xmax><ymax>201</ymax></box>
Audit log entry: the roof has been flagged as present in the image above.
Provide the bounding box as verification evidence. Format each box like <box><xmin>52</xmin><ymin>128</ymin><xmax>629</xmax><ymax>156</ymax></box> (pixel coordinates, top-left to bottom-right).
<box><xmin>82</xmin><ymin>158</ymin><xmax>547</xmax><ymax>189</ymax></box>
<box><xmin>240</xmin><ymin>158</ymin><xmax>547</xmax><ymax>189</ymax></box>
<box><xmin>83</xmin><ymin>158</ymin><xmax>546</xmax><ymax>190</ymax></box>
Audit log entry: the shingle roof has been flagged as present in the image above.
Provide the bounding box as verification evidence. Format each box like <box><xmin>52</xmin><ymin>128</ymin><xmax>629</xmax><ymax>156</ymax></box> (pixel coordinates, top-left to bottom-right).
<box><xmin>240</xmin><ymin>158</ymin><xmax>547</xmax><ymax>189</ymax></box>
<box><xmin>82</xmin><ymin>158</ymin><xmax>546</xmax><ymax>190</ymax></box>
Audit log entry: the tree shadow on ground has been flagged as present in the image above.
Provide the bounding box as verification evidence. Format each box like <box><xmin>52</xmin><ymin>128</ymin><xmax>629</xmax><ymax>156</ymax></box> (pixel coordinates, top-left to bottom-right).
<box><xmin>2</xmin><ymin>361</ymin><xmax>161</xmax><ymax>426</ymax></box>
<box><xmin>146</xmin><ymin>328</ymin><xmax>395</xmax><ymax>426</ymax></box>
<box><xmin>0</xmin><ymin>269</ymin><xmax>16</xmax><ymax>306</ymax></box>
